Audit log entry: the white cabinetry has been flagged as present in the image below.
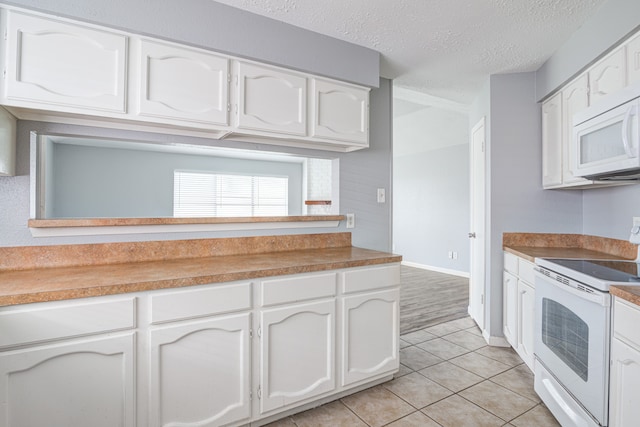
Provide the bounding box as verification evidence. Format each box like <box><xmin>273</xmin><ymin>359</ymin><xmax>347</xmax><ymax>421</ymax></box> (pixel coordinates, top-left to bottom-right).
<box><xmin>341</xmin><ymin>265</ymin><xmax>400</xmax><ymax>387</ymax></box>
<box><xmin>588</xmin><ymin>46</ymin><xmax>627</xmax><ymax>104</ymax></box>
<box><xmin>503</xmin><ymin>253</ymin><xmax>518</xmax><ymax>347</ymax></box>
<box><xmin>135</xmin><ymin>39</ymin><xmax>229</xmax><ymax>126</ymax></box>
<box><xmin>609</xmin><ymin>297</ymin><xmax>640</xmax><ymax>427</ymax></box>
<box><xmin>0</xmin><ymin>107</ymin><xmax>16</xmax><ymax>176</ymax></box>
<box><xmin>502</xmin><ymin>251</ymin><xmax>535</xmax><ymax>371</ymax></box>
<box><xmin>0</xmin><ymin>5</ymin><xmax>370</xmax><ymax>152</ymax></box>
<box><xmin>561</xmin><ymin>75</ymin><xmax>591</xmax><ymax>186</ymax></box>
<box><xmin>627</xmin><ymin>33</ymin><xmax>640</xmax><ymax>85</ymax></box>
<box><xmin>257</xmin><ymin>272</ymin><xmax>336</xmax><ymax>415</ymax></box>
<box><xmin>237</xmin><ymin>62</ymin><xmax>307</xmax><ymax>136</ymax></box>
<box><xmin>312</xmin><ymin>79</ymin><xmax>369</xmax><ymax>146</ymax></box>
<box><xmin>541</xmin><ymin>92</ymin><xmax>563</xmax><ymax>188</ymax></box>
<box><xmin>0</xmin><ymin>297</ymin><xmax>137</xmax><ymax>427</ymax></box>
<box><xmin>1</xmin><ymin>9</ymin><xmax>127</xmax><ymax>114</ymax></box>
<box><xmin>0</xmin><ymin>263</ymin><xmax>400</xmax><ymax>426</ymax></box>
<box><xmin>148</xmin><ymin>282</ymin><xmax>252</xmax><ymax>427</ymax></box>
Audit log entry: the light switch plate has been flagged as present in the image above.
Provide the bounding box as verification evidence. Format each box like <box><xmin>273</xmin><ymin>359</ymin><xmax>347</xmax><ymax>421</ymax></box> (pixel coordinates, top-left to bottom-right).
<box><xmin>629</xmin><ymin>217</ymin><xmax>640</xmax><ymax>244</ymax></box>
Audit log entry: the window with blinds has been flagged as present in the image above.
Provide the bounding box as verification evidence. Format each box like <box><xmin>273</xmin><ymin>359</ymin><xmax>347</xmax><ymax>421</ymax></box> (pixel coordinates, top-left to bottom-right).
<box><xmin>173</xmin><ymin>171</ymin><xmax>289</xmax><ymax>217</ymax></box>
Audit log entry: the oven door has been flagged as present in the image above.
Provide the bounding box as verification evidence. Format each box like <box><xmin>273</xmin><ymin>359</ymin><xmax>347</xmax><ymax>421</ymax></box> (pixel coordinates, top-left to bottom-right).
<box><xmin>534</xmin><ymin>270</ymin><xmax>610</xmax><ymax>426</ymax></box>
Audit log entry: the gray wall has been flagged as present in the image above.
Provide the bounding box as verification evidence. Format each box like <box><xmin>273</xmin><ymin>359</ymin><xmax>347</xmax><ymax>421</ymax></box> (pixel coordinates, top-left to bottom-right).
<box><xmin>4</xmin><ymin>0</ymin><xmax>379</xmax><ymax>88</ymax></box>
<box><xmin>536</xmin><ymin>0</ymin><xmax>640</xmax><ymax>100</ymax></box>
<box><xmin>49</xmin><ymin>143</ymin><xmax>303</xmax><ymax>218</ymax></box>
<box><xmin>393</xmin><ymin>143</ymin><xmax>470</xmax><ymax>273</ymax></box>
<box><xmin>471</xmin><ymin>73</ymin><xmax>583</xmax><ymax>339</ymax></box>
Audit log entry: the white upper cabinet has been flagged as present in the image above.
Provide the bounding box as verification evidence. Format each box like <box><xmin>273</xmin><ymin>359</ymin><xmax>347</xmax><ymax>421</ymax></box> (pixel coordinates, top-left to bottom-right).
<box><xmin>2</xmin><ymin>10</ymin><xmax>127</xmax><ymax>113</ymax></box>
<box><xmin>135</xmin><ymin>39</ymin><xmax>229</xmax><ymax>126</ymax></box>
<box><xmin>627</xmin><ymin>32</ymin><xmax>640</xmax><ymax>86</ymax></box>
<box><xmin>541</xmin><ymin>92</ymin><xmax>563</xmax><ymax>188</ymax></box>
<box><xmin>561</xmin><ymin>75</ymin><xmax>591</xmax><ymax>186</ymax></box>
<box><xmin>311</xmin><ymin>79</ymin><xmax>369</xmax><ymax>145</ymax></box>
<box><xmin>237</xmin><ymin>62</ymin><xmax>307</xmax><ymax>136</ymax></box>
<box><xmin>588</xmin><ymin>46</ymin><xmax>627</xmax><ymax>104</ymax></box>
<box><xmin>0</xmin><ymin>107</ymin><xmax>16</xmax><ymax>176</ymax></box>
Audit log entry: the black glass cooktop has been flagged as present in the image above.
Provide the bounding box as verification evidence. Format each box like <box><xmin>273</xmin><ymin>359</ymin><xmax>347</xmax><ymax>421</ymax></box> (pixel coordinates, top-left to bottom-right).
<box><xmin>546</xmin><ymin>258</ymin><xmax>640</xmax><ymax>283</ymax></box>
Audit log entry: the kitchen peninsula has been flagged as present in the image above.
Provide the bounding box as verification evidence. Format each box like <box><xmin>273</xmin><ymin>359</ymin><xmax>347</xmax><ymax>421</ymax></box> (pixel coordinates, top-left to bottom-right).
<box><xmin>0</xmin><ymin>232</ymin><xmax>402</xmax><ymax>427</ymax></box>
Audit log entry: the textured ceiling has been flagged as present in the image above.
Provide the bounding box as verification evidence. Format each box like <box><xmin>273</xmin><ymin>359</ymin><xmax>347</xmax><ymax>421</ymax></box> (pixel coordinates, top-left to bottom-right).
<box><xmin>212</xmin><ymin>0</ymin><xmax>605</xmax><ymax>104</ymax></box>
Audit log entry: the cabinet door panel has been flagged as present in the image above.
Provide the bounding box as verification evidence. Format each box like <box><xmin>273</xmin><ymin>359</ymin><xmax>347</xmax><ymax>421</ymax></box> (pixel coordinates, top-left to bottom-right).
<box><xmin>342</xmin><ymin>288</ymin><xmax>399</xmax><ymax>386</ymax></box>
<box><xmin>610</xmin><ymin>337</ymin><xmax>640</xmax><ymax>427</ymax></box>
<box><xmin>260</xmin><ymin>299</ymin><xmax>335</xmax><ymax>414</ymax></box>
<box><xmin>149</xmin><ymin>313</ymin><xmax>251</xmax><ymax>427</ymax></box>
<box><xmin>627</xmin><ymin>33</ymin><xmax>640</xmax><ymax>86</ymax></box>
<box><xmin>4</xmin><ymin>10</ymin><xmax>127</xmax><ymax>113</ymax></box>
<box><xmin>137</xmin><ymin>40</ymin><xmax>229</xmax><ymax>125</ymax></box>
<box><xmin>562</xmin><ymin>75</ymin><xmax>590</xmax><ymax>185</ymax></box>
<box><xmin>589</xmin><ymin>47</ymin><xmax>627</xmax><ymax>104</ymax></box>
<box><xmin>517</xmin><ymin>280</ymin><xmax>535</xmax><ymax>371</ymax></box>
<box><xmin>503</xmin><ymin>271</ymin><xmax>518</xmax><ymax>347</ymax></box>
<box><xmin>541</xmin><ymin>92</ymin><xmax>563</xmax><ymax>188</ymax></box>
<box><xmin>0</xmin><ymin>333</ymin><xmax>135</xmax><ymax>427</ymax></box>
<box><xmin>237</xmin><ymin>63</ymin><xmax>306</xmax><ymax>135</ymax></box>
<box><xmin>312</xmin><ymin>79</ymin><xmax>369</xmax><ymax>145</ymax></box>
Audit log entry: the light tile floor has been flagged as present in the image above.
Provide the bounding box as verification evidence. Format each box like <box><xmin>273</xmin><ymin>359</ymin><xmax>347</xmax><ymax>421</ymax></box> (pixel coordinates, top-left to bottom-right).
<box><xmin>265</xmin><ymin>317</ymin><xmax>560</xmax><ymax>427</ymax></box>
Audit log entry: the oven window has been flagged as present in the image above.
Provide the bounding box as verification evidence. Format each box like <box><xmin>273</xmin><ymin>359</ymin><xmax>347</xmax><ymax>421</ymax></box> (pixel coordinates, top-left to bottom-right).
<box><xmin>541</xmin><ymin>298</ymin><xmax>589</xmax><ymax>381</ymax></box>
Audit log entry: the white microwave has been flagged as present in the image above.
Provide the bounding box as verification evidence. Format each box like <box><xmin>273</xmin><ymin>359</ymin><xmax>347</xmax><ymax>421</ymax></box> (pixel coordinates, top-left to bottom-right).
<box><xmin>572</xmin><ymin>82</ymin><xmax>640</xmax><ymax>180</ymax></box>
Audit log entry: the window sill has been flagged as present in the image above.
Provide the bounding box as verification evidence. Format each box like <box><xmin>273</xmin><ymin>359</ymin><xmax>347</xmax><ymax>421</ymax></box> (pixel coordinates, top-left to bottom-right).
<box><xmin>28</xmin><ymin>215</ymin><xmax>345</xmax><ymax>237</ymax></box>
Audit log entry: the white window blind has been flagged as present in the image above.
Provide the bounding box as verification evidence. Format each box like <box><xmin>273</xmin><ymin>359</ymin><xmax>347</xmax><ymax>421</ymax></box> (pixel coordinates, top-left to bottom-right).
<box><xmin>173</xmin><ymin>171</ymin><xmax>289</xmax><ymax>217</ymax></box>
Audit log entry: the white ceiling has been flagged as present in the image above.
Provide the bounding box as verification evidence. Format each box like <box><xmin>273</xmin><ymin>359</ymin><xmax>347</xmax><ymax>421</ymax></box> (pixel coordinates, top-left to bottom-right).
<box><xmin>212</xmin><ymin>0</ymin><xmax>605</xmax><ymax>104</ymax></box>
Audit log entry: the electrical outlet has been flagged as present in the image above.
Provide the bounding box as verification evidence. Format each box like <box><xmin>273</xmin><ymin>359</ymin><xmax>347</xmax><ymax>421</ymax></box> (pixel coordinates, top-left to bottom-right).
<box><xmin>346</xmin><ymin>213</ymin><xmax>355</xmax><ymax>229</ymax></box>
<box><xmin>377</xmin><ymin>188</ymin><xmax>386</xmax><ymax>203</ymax></box>
<box><xmin>453</xmin><ymin>251</ymin><xmax>458</xmax><ymax>260</ymax></box>
<box><xmin>630</xmin><ymin>217</ymin><xmax>640</xmax><ymax>244</ymax></box>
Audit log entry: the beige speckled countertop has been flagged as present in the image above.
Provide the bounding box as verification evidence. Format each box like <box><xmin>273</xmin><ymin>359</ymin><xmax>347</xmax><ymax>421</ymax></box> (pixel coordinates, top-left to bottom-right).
<box><xmin>0</xmin><ymin>233</ymin><xmax>401</xmax><ymax>307</ymax></box>
<box><xmin>504</xmin><ymin>232</ymin><xmax>640</xmax><ymax>306</ymax></box>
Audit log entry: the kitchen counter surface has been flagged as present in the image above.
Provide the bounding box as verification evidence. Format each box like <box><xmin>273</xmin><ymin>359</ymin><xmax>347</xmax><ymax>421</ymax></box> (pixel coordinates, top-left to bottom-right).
<box><xmin>611</xmin><ymin>286</ymin><xmax>640</xmax><ymax>306</ymax></box>
<box><xmin>503</xmin><ymin>246</ymin><xmax>631</xmax><ymax>263</ymax></box>
<box><xmin>0</xmin><ymin>233</ymin><xmax>401</xmax><ymax>307</ymax></box>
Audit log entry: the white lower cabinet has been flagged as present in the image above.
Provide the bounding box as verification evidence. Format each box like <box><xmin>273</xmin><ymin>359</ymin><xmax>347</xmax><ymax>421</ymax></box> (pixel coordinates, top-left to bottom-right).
<box><xmin>609</xmin><ymin>297</ymin><xmax>640</xmax><ymax>427</ymax></box>
<box><xmin>0</xmin><ymin>333</ymin><xmax>136</xmax><ymax>427</ymax></box>
<box><xmin>259</xmin><ymin>299</ymin><xmax>336</xmax><ymax>414</ymax></box>
<box><xmin>341</xmin><ymin>288</ymin><xmax>399</xmax><ymax>386</ymax></box>
<box><xmin>0</xmin><ymin>263</ymin><xmax>400</xmax><ymax>426</ymax></box>
<box><xmin>149</xmin><ymin>313</ymin><xmax>252</xmax><ymax>427</ymax></box>
<box><xmin>502</xmin><ymin>251</ymin><xmax>535</xmax><ymax>371</ymax></box>
<box><xmin>516</xmin><ymin>279</ymin><xmax>535</xmax><ymax>370</ymax></box>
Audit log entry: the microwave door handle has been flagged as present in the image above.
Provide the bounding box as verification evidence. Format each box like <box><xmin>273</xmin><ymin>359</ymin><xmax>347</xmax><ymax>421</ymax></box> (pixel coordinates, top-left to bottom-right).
<box><xmin>622</xmin><ymin>105</ymin><xmax>637</xmax><ymax>158</ymax></box>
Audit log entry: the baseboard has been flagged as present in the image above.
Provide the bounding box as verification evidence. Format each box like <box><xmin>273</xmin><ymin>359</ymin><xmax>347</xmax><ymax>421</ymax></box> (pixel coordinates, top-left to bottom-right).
<box><xmin>482</xmin><ymin>329</ymin><xmax>510</xmax><ymax>347</ymax></box>
<box><xmin>401</xmin><ymin>261</ymin><xmax>470</xmax><ymax>278</ymax></box>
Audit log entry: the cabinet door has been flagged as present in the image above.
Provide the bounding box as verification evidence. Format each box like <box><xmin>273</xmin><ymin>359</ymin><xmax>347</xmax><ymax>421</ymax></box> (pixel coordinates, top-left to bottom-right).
<box><xmin>0</xmin><ymin>333</ymin><xmax>135</xmax><ymax>427</ymax></box>
<box><xmin>0</xmin><ymin>107</ymin><xmax>16</xmax><ymax>176</ymax></box>
<box><xmin>149</xmin><ymin>313</ymin><xmax>251</xmax><ymax>427</ymax></box>
<box><xmin>610</xmin><ymin>337</ymin><xmax>640</xmax><ymax>427</ymax></box>
<box><xmin>627</xmin><ymin>33</ymin><xmax>640</xmax><ymax>86</ymax></box>
<box><xmin>136</xmin><ymin>40</ymin><xmax>229</xmax><ymax>126</ymax></box>
<box><xmin>541</xmin><ymin>92</ymin><xmax>563</xmax><ymax>188</ymax></box>
<box><xmin>589</xmin><ymin>46</ymin><xmax>627</xmax><ymax>104</ymax></box>
<box><xmin>3</xmin><ymin>10</ymin><xmax>127</xmax><ymax>113</ymax></box>
<box><xmin>341</xmin><ymin>288</ymin><xmax>399</xmax><ymax>387</ymax></box>
<box><xmin>311</xmin><ymin>79</ymin><xmax>369</xmax><ymax>145</ymax></box>
<box><xmin>562</xmin><ymin>75</ymin><xmax>591</xmax><ymax>185</ymax></box>
<box><xmin>517</xmin><ymin>280</ymin><xmax>535</xmax><ymax>371</ymax></box>
<box><xmin>503</xmin><ymin>271</ymin><xmax>518</xmax><ymax>347</ymax></box>
<box><xmin>237</xmin><ymin>62</ymin><xmax>307</xmax><ymax>136</ymax></box>
<box><xmin>259</xmin><ymin>299</ymin><xmax>335</xmax><ymax>414</ymax></box>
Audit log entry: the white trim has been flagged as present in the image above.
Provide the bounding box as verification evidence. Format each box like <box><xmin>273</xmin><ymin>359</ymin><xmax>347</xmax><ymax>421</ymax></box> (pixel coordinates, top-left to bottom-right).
<box><xmin>393</xmin><ymin>87</ymin><xmax>470</xmax><ymax>113</ymax></box>
<box><xmin>29</xmin><ymin>220</ymin><xmax>341</xmax><ymax>237</ymax></box>
<box><xmin>482</xmin><ymin>329</ymin><xmax>510</xmax><ymax>347</ymax></box>
<box><xmin>401</xmin><ymin>261</ymin><xmax>470</xmax><ymax>278</ymax></box>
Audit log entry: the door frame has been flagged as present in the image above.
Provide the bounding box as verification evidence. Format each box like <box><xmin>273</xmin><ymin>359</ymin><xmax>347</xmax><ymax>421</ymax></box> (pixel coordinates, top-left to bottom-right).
<box><xmin>469</xmin><ymin>117</ymin><xmax>486</xmax><ymax>330</ymax></box>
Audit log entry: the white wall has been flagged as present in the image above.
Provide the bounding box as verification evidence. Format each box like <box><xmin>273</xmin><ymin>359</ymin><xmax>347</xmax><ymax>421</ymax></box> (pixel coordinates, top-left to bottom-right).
<box><xmin>393</xmin><ymin>106</ymin><xmax>470</xmax><ymax>275</ymax></box>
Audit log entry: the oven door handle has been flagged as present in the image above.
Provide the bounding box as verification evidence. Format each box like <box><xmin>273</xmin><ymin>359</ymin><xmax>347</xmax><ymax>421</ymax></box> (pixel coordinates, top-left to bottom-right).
<box><xmin>534</xmin><ymin>269</ymin><xmax>610</xmax><ymax>306</ymax></box>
